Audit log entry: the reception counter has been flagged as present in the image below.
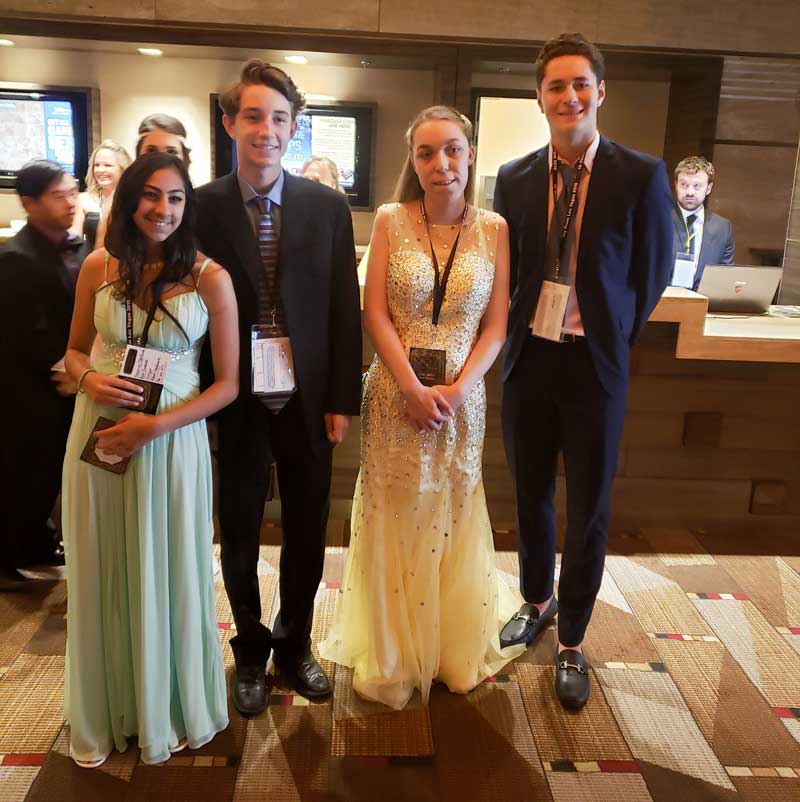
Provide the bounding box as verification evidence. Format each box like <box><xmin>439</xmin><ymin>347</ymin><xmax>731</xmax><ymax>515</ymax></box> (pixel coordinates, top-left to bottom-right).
<box><xmin>333</xmin><ymin>284</ymin><xmax>800</xmax><ymax>535</ymax></box>
<box><xmin>650</xmin><ymin>287</ymin><xmax>800</xmax><ymax>364</ymax></box>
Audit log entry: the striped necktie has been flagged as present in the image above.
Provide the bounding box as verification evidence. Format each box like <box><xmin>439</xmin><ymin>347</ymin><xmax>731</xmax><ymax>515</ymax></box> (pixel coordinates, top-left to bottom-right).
<box><xmin>686</xmin><ymin>214</ymin><xmax>697</xmax><ymax>255</ymax></box>
<box><xmin>255</xmin><ymin>196</ymin><xmax>293</xmax><ymax>411</ymax></box>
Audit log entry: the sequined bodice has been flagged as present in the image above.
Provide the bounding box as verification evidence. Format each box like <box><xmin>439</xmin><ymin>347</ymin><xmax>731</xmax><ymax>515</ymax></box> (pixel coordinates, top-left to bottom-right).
<box><xmin>384</xmin><ymin>203</ymin><xmax>501</xmax><ymax>382</ymax></box>
<box><xmin>359</xmin><ymin>203</ymin><xmax>502</xmax><ymax>486</ymax></box>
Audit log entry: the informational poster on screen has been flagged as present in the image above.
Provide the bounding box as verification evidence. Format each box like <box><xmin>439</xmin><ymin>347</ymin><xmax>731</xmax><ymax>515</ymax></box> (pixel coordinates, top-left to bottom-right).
<box><xmin>282</xmin><ymin>113</ymin><xmax>356</xmax><ymax>188</ymax></box>
<box><xmin>0</xmin><ymin>98</ymin><xmax>75</xmax><ymax>174</ymax></box>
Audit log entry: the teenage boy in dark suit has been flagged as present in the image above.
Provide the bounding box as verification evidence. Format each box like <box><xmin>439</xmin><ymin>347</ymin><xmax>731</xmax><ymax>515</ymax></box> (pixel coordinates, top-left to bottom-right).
<box><xmin>197</xmin><ymin>60</ymin><xmax>362</xmax><ymax>713</ymax></box>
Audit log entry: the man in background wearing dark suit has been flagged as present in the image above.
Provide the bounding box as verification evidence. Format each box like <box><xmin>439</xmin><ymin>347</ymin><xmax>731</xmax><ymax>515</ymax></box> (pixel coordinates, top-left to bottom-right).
<box><xmin>196</xmin><ymin>60</ymin><xmax>361</xmax><ymax>714</ymax></box>
<box><xmin>669</xmin><ymin>156</ymin><xmax>735</xmax><ymax>291</ymax></box>
<box><xmin>0</xmin><ymin>159</ymin><xmax>85</xmax><ymax>589</ymax></box>
<box><xmin>494</xmin><ymin>34</ymin><xmax>673</xmax><ymax>709</ymax></box>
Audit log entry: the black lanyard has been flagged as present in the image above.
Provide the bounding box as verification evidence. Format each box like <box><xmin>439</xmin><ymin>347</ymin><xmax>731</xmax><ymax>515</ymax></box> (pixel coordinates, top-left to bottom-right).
<box><xmin>550</xmin><ymin>147</ymin><xmax>586</xmax><ymax>280</ymax></box>
<box><xmin>420</xmin><ymin>199</ymin><xmax>469</xmax><ymax>325</ymax></box>
<box><xmin>125</xmin><ymin>294</ymin><xmax>160</xmax><ymax>347</ymax></box>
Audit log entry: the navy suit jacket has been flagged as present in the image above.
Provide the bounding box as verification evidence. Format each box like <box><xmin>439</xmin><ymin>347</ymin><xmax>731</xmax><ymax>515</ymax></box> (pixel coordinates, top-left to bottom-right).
<box><xmin>670</xmin><ymin>205</ymin><xmax>735</xmax><ymax>291</ymax></box>
<box><xmin>494</xmin><ymin>136</ymin><xmax>674</xmax><ymax>396</ymax></box>
<box><xmin>196</xmin><ymin>171</ymin><xmax>362</xmax><ymax>448</ymax></box>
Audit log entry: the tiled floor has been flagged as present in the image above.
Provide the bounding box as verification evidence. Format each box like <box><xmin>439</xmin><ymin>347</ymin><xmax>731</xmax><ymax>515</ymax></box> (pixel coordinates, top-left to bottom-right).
<box><xmin>1</xmin><ymin>526</ymin><xmax>799</xmax><ymax>801</ymax></box>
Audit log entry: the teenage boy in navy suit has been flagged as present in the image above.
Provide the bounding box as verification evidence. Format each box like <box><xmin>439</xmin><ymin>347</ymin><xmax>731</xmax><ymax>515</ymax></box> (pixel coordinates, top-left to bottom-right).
<box><xmin>494</xmin><ymin>34</ymin><xmax>673</xmax><ymax>709</ymax></box>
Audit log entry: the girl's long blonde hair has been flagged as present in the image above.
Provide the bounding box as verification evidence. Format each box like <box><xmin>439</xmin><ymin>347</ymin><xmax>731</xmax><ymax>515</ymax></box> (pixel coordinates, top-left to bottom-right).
<box><xmin>392</xmin><ymin>105</ymin><xmax>475</xmax><ymax>203</ymax></box>
<box><xmin>84</xmin><ymin>139</ymin><xmax>132</xmax><ymax>196</ymax></box>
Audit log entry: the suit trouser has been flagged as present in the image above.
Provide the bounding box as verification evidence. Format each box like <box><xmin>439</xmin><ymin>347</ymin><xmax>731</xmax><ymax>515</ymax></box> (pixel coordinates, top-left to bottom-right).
<box><xmin>502</xmin><ymin>334</ymin><xmax>627</xmax><ymax>647</ymax></box>
<box><xmin>1</xmin><ymin>395</ymin><xmax>72</xmax><ymax>570</ymax></box>
<box><xmin>217</xmin><ymin>394</ymin><xmax>332</xmax><ymax>669</ymax></box>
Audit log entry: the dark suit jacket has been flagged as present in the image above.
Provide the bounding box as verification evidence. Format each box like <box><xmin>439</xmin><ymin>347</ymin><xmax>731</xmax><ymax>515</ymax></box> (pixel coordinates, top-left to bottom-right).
<box><xmin>670</xmin><ymin>205</ymin><xmax>735</xmax><ymax>291</ymax></box>
<box><xmin>0</xmin><ymin>223</ymin><xmax>80</xmax><ymax>421</ymax></box>
<box><xmin>195</xmin><ymin>171</ymin><xmax>362</xmax><ymax>448</ymax></box>
<box><xmin>494</xmin><ymin>136</ymin><xmax>674</xmax><ymax>396</ymax></box>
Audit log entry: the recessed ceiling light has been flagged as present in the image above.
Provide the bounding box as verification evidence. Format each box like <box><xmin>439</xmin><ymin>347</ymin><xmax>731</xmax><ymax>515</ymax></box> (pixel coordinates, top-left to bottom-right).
<box><xmin>285</xmin><ymin>55</ymin><xmax>307</xmax><ymax>65</ymax></box>
<box><xmin>0</xmin><ymin>39</ymin><xmax>15</xmax><ymax>47</ymax></box>
<box><xmin>360</xmin><ymin>60</ymin><xmax>372</xmax><ymax>67</ymax></box>
<box><xmin>138</xmin><ymin>47</ymin><xmax>163</xmax><ymax>57</ymax></box>
<box><xmin>497</xmin><ymin>66</ymin><xmax>511</xmax><ymax>73</ymax></box>
<box><xmin>305</xmin><ymin>93</ymin><xmax>337</xmax><ymax>103</ymax></box>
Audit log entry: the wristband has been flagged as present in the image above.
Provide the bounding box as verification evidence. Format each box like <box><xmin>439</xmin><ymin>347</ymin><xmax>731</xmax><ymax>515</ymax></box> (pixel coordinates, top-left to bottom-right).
<box><xmin>77</xmin><ymin>367</ymin><xmax>97</xmax><ymax>393</ymax></box>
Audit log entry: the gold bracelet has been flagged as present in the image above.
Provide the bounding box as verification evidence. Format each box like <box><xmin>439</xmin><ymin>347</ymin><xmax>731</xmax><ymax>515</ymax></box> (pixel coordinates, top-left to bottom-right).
<box><xmin>77</xmin><ymin>367</ymin><xmax>97</xmax><ymax>393</ymax></box>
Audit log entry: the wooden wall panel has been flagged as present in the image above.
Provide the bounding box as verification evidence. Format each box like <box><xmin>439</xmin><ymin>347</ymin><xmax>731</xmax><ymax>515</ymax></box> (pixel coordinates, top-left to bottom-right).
<box><xmin>0</xmin><ymin>0</ymin><xmax>154</xmax><ymax>16</ymax></box>
<box><xmin>594</xmin><ymin>0</ymin><xmax>800</xmax><ymax>56</ymax></box>
<box><xmin>707</xmin><ymin>144</ymin><xmax>795</xmax><ymax>264</ymax></box>
<box><xmin>2</xmin><ymin>0</ymin><xmax>800</xmax><ymax>56</ymax></box>
<box><xmin>156</xmin><ymin>0</ymin><xmax>379</xmax><ymax>31</ymax></box>
<box><xmin>662</xmin><ymin>60</ymin><xmax>722</xmax><ymax>175</ymax></box>
<box><xmin>379</xmin><ymin>1</ymin><xmax>594</xmax><ymax>45</ymax></box>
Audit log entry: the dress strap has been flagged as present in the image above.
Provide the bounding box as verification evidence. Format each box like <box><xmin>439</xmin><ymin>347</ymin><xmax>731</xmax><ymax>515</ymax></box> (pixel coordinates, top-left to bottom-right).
<box><xmin>194</xmin><ymin>257</ymin><xmax>212</xmax><ymax>288</ymax></box>
<box><xmin>103</xmin><ymin>250</ymin><xmax>110</xmax><ymax>283</ymax></box>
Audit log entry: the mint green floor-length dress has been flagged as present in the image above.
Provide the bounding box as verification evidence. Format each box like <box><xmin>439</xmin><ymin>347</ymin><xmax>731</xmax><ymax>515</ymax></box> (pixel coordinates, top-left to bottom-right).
<box><xmin>61</xmin><ymin>262</ymin><xmax>228</xmax><ymax>765</ymax></box>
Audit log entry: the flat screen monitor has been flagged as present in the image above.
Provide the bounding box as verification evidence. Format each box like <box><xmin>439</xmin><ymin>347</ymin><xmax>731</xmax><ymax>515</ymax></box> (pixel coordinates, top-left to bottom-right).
<box><xmin>0</xmin><ymin>87</ymin><xmax>92</xmax><ymax>190</ymax></box>
<box><xmin>212</xmin><ymin>99</ymin><xmax>376</xmax><ymax>211</ymax></box>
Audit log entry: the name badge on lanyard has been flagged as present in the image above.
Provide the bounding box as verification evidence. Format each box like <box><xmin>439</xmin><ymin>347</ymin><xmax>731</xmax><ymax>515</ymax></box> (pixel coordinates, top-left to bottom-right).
<box><xmin>251</xmin><ymin>324</ymin><xmax>296</xmax><ymax>396</ymax></box>
<box><xmin>531</xmin><ymin>147</ymin><xmax>585</xmax><ymax>342</ymax></box>
<box><xmin>408</xmin><ymin>199</ymin><xmax>469</xmax><ymax>386</ymax></box>
<box><xmin>120</xmin><ymin>295</ymin><xmax>167</xmax><ymax>415</ymax></box>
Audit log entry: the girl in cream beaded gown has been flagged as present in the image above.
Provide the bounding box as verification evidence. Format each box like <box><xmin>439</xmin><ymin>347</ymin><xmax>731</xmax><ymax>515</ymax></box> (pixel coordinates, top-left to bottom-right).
<box><xmin>320</xmin><ymin>107</ymin><xmax>523</xmax><ymax>710</ymax></box>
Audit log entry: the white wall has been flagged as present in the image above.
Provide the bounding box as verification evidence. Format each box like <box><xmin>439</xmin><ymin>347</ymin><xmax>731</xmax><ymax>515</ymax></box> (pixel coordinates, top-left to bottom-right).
<box><xmin>472</xmin><ymin>72</ymin><xmax>670</xmax><ymax>160</ymax></box>
<box><xmin>0</xmin><ymin>45</ymin><xmax>436</xmax><ymax>244</ymax></box>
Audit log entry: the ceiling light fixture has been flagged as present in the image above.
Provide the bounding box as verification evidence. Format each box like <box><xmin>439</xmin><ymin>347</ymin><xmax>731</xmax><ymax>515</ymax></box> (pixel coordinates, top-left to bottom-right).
<box><xmin>360</xmin><ymin>60</ymin><xmax>372</xmax><ymax>67</ymax></box>
<box><xmin>0</xmin><ymin>39</ymin><xmax>15</xmax><ymax>47</ymax></box>
<box><xmin>285</xmin><ymin>55</ymin><xmax>308</xmax><ymax>65</ymax></box>
<box><xmin>138</xmin><ymin>47</ymin><xmax>163</xmax><ymax>57</ymax></box>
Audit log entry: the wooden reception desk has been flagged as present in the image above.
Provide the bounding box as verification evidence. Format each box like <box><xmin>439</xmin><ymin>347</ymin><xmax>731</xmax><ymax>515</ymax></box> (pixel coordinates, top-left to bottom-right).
<box><xmin>333</xmin><ymin>284</ymin><xmax>800</xmax><ymax>535</ymax></box>
<box><xmin>650</xmin><ymin>287</ymin><xmax>800</xmax><ymax>364</ymax></box>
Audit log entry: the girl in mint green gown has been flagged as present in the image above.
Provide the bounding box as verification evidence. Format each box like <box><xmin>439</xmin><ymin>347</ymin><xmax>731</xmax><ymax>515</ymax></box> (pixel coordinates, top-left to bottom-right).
<box><xmin>61</xmin><ymin>153</ymin><xmax>239</xmax><ymax>767</ymax></box>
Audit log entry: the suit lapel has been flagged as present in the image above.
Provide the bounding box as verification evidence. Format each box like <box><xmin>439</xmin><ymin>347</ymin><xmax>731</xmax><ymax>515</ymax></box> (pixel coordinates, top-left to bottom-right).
<box><xmin>277</xmin><ymin>171</ymin><xmax>303</xmax><ymax>307</ymax></box>
<box><xmin>579</xmin><ymin>136</ymin><xmax>615</xmax><ymax>276</ymax></box>
<box><xmin>523</xmin><ymin>147</ymin><xmax>549</xmax><ymax>272</ymax></box>
<box><xmin>220</xmin><ymin>174</ymin><xmax>262</xmax><ymax>296</ymax></box>
<box><xmin>672</xmin><ymin>205</ymin><xmax>687</xmax><ymax>249</ymax></box>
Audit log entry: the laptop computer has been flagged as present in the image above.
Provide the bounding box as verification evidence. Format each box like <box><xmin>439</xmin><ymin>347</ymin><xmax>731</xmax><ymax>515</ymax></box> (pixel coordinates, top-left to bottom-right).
<box><xmin>697</xmin><ymin>265</ymin><xmax>782</xmax><ymax>314</ymax></box>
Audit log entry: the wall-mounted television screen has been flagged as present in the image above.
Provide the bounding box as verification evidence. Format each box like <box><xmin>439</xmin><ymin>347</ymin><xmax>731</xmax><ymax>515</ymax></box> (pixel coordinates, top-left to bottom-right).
<box><xmin>0</xmin><ymin>87</ymin><xmax>92</xmax><ymax>190</ymax></box>
<box><xmin>212</xmin><ymin>98</ymin><xmax>376</xmax><ymax>211</ymax></box>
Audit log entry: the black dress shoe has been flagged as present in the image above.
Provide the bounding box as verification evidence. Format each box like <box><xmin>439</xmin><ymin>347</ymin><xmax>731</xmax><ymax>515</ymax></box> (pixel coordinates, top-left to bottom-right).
<box><xmin>555</xmin><ymin>648</ymin><xmax>590</xmax><ymax>710</ymax></box>
<box><xmin>499</xmin><ymin>597</ymin><xmax>558</xmax><ymax>648</ymax></box>
<box><xmin>275</xmin><ymin>650</ymin><xmax>332</xmax><ymax>699</ymax></box>
<box><xmin>232</xmin><ymin>665</ymin><xmax>268</xmax><ymax>716</ymax></box>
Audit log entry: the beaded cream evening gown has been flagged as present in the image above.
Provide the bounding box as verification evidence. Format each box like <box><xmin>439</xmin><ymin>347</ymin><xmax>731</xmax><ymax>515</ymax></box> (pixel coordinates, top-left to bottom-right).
<box><xmin>320</xmin><ymin>203</ymin><xmax>523</xmax><ymax>710</ymax></box>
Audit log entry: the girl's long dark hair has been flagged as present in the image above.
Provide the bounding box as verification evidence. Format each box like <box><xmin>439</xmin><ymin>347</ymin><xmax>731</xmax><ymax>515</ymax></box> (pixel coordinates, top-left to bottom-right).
<box><xmin>105</xmin><ymin>152</ymin><xmax>197</xmax><ymax>342</ymax></box>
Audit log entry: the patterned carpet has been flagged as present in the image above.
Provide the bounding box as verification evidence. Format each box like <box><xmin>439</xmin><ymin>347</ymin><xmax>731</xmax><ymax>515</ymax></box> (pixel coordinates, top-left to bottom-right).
<box><xmin>1</xmin><ymin>526</ymin><xmax>799</xmax><ymax>802</ymax></box>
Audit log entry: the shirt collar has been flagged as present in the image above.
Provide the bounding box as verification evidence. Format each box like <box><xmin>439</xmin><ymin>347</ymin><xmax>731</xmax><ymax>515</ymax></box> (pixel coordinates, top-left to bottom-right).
<box><xmin>548</xmin><ymin>131</ymin><xmax>601</xmax><ymax>175</ymax></box>
<box><xmin>680</xmin><ymin>203</ymin><xmax>705</xmax><ymax>223</ymax></box>
<box><xmin>237</xmin><ymin>169</ymin><xmax>285</xmax><ymax>208</ymax></box>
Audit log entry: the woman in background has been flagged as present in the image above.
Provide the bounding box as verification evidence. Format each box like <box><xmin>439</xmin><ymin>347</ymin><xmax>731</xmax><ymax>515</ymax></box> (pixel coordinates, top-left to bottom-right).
<box><xmin>136</xmin><ymin>113</ymin><xmax>193</xmax><ymax>166</ymax></box>
<box><xmin>72</xmin><ymin>139</ymin><xmax>131</xmax><ymax>249</ymax></box>
<box><xmin>301</xmin><ymin>155</ymin><xmax>345</xmax><ymax>193</ymax></box>
<box><xmin>62</xmin><ymin>152</ymin><xmax>238</xmax><ymax>767</ymax></box>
